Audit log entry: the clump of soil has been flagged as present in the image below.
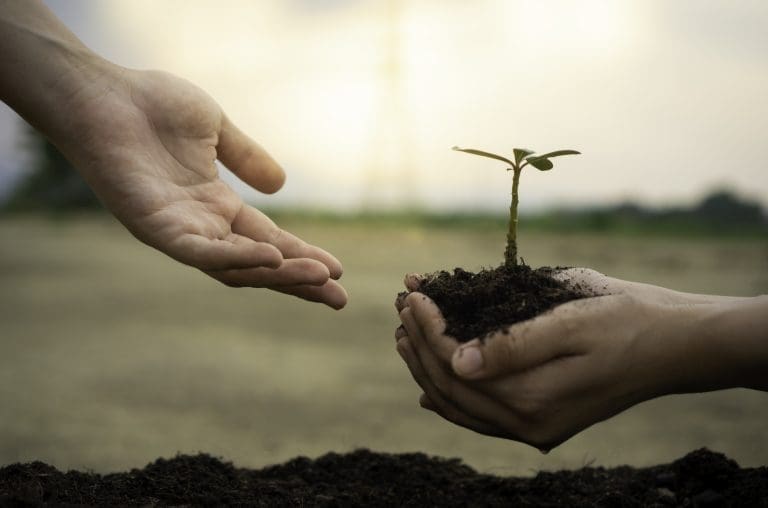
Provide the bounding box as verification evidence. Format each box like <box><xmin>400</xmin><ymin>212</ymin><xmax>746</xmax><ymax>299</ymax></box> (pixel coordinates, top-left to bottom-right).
<box><xmin>1</xmin><ymin>448</ymin><xmax>766</xmax><ymax>507</ymax></box>
<box><xmin>410</xmin><ymin>264</ymin><xmax>591</xmax><ymax>342</ymax></box>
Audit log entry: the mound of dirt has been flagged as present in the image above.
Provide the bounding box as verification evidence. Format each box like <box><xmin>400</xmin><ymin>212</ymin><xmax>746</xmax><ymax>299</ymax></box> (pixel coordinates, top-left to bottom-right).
<box><xmin>1</xmin><ymin>448</ymin><xmax>766</xmax><ymax>507</ymax></box>
<box><xmin>409</xmin><ymin>264</ymin><xmax>591</xmax><ymax>342</ymax></box>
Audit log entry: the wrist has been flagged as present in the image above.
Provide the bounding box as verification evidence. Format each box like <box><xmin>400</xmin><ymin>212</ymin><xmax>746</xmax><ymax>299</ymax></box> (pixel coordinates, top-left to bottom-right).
<box><xmin>37</xmin><ymin>52</ymin><xmax>135</xmax><ymax>179</ymax></box>
<box><xmin>653</xmin><ymin>297</ymin><xmax>768</xmax><ymax>394</ymax></box>
<box><xmin>702</xmin><ymin>296</ymin><xmax>768</xmax><ymax>391</ymax></box>
<box><xmin>0</xmin><ymin>2</ymin><xmax>128</xmax><ymax>144</ymax></box>
<box><xmin>33</xmin><ymin>49</ymin><xmax>128</xmax><ymax>144</ymax></box>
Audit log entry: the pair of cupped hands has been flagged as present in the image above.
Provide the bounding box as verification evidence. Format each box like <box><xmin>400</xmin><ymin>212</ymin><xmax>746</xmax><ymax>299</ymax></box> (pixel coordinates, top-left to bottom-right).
<box><xmin>62</xmin><ymin>67</ymin><xmax>722</xmax><ymax>451</ymax></box>
<box><xmin>394</xmin><ymin>270</ymin><xmax>701</xmax><ymax>451</ymax></box>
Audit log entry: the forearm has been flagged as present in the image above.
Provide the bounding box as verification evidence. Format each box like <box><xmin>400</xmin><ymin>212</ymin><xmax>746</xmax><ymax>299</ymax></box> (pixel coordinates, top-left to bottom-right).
<box><xmin>0</xmin><ymin>0</ymin><xmax>119</xmax><ymax>140</ymax></box>
<box><xmin>701</xmin><ymin>295</ymin><xmax>768</xmax><ymax>391</ymax></box>
<box><xmin>668</xmin><ymin>289</ymin><xmax>749</xmax><ymax>305</ymax></box>
<box><xmin>659</xmin><ymin>296</ymin><xmax>768</xmax><ymax>394</ymax></box>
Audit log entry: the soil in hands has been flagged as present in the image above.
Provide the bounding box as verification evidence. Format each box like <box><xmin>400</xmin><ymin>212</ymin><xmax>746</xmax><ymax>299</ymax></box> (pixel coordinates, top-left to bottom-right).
<box><xmin>2</xmin><ymin>449</ymin><xmax>767</xmax><ymax>507</ymax></box>
<box><xmin>409</xmin><ymin>264</ymin><xmax>592</xmax><ymax>342</ymax></box>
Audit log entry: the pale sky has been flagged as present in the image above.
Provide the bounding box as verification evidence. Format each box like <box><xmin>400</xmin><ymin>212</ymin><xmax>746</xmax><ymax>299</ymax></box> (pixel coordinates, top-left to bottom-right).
<box><xmin>1</xmin><ymin>0</ymin><xmax>767</xmax><ymax>211</ymax></box>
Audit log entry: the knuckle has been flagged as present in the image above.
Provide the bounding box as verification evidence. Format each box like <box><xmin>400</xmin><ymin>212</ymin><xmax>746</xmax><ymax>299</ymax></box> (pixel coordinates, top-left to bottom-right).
<box><xmin>496</xmin><ymin>332</ymin><xmax>527</xmax><ymax>366</ymax></box>
<box><xmin>404</xmin><ymin>291</ymin><xmax>422</xmax><ymax>308</ymax></box>
<box><xmin>189</xmin><ymin>246</ymin><xmax>211</xmax><ymax>270</ymax></box>
<box><xmin>235</xmin><ymin>143</ymin><xmax>257</xmax><ymax>165</ymax></box>
<box><xmin>268</xmin><ymin>227</ymin><xmax>285</xmax><ymax>245</ymax></box>
<box><xmin>429</xmin><ymin>316</ymin><xmax>447</xmax><ymax>336</ymax></box>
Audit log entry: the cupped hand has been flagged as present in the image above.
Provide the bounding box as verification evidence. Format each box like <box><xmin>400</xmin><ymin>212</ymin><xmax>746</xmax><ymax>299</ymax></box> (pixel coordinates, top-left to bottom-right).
<box><xmin>54</xmin><ymin>67</ymin><xmax>346</xmax><ymax>308</ymax></box>
<box><xmin>393</xmin><ymin>269</ymin><xmax>712</xmax><ymax>450</ymax></box>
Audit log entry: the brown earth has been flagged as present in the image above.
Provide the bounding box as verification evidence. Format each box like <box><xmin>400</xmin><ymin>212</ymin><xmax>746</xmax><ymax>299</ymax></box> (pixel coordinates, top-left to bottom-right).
<box><xmin>410</xmin><ymin>264</ymin><xmax>592</xmax><ymax>342</ymax></box>
<box><xmin>1</xmin><ymin>448</ymin><xmax>766</xmax><ymax>507</ymax></box>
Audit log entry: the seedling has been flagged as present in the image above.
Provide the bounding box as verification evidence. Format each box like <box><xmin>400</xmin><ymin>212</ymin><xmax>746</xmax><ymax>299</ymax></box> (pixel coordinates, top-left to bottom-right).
<box><xmin>452</xmin><ymin>146</ymin><xmax>580</xmax><ymax>267</ymax></box>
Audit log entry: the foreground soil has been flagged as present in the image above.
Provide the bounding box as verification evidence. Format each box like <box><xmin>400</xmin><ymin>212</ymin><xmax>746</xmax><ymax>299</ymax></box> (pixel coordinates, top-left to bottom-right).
<box><xmin>414</xmin><ymin>264</ymin><xmax>590</xmax><ymax>342</ymax></box>
<box><xmin>1</xmin><ymin>448</ymin><xmax>765</xmax><ymax>507</ymax></box>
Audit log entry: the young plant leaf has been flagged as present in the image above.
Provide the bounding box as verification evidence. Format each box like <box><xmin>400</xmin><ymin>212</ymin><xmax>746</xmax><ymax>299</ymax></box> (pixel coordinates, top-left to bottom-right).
<box><xmin>513</xmin><ymin>148</ymin><xmax>535</xmax><ymax>166</ymax></box>
<box><xmin>525</xmin><ymin>149</ymin><xmax>580</xmax><ymax>161</ymax></box>
<box><xmin>528</xmin><ymin>158</ymin><xmax>554</xmax><ymax>171</ymax></box>
<box><xmin>452</xmin><ymin>146</ymin><xmax>515</xmax><ymax>167</ymax></box>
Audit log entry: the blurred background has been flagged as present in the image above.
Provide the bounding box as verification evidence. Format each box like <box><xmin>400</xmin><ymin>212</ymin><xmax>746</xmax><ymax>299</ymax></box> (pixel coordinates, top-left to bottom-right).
<box><xmin>0</xmin><ymin>0</ymin><xmax>767</xmax><ymax>475</ymax></box>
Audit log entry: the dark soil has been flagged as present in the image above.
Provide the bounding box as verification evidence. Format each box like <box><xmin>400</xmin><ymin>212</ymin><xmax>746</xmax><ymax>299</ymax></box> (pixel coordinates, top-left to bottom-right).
<box><xmin>411</xmin><ymin>264</ymin><xmax>591</xmax><ymax>342</ymax></box>
<box><xmin>1</xmin><ymin>448</ymin><xmax>766</xmax><ymax>507</ymax></box>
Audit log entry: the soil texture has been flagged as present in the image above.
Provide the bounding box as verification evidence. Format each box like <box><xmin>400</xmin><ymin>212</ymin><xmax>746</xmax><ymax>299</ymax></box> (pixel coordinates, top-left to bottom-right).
<box><xmin>412</xmin><ymin>264</ymin><xmax>590</xmax><ymax>342</ymax></box>
<box><xmin>1</xmin><ymin>448</ymin><xmax>766</xmax><ymax>507</ymax></box>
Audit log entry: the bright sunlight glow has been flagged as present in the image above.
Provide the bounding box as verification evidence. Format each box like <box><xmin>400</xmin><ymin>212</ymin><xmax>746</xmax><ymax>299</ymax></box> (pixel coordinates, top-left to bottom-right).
<box><xmin>90</xmin><ymin>0</ymin><xmax>768</xmax><ymax>211</ymax></box>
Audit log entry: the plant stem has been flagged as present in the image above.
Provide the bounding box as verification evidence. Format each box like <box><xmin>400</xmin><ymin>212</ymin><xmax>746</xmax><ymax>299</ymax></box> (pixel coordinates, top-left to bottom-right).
<box><xmin>505</xmin><ymin>166</ymin><xmax>521</xmax><ymax>267</ymax></box>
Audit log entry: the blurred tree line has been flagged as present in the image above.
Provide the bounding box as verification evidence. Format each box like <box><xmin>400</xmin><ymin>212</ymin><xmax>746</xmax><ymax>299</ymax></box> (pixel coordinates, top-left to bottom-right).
<box><xmin>528</xmin><ymin>191</ymin><xmax>767</xmax><ymax>236</ymax></box>
<box><xmin>1</xmin><ymin>124</ymin><xmax>766</xmax><ymax>236</ymax></box>
<box><xmin>2</xmin><ymin>125</ymin><xmax>101</xmax><ymax>212</ymax></box>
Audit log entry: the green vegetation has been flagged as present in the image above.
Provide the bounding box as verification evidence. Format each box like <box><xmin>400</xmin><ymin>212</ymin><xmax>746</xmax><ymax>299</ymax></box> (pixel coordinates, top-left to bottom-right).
<box><xmin>526</xmin><ymin>189</ymin><xmax>768</xmax><ymax>238</ymax></box>
<box><xmin>3</xmin><ymin>125</ymin><xmax>101</xmax><ymax>212</ymax></box>
<box><xmin>260</xmin><ymin>191</ymin><xmax>766</xmax><ymax>239</ymax></box>
<box><xmin>452</xmin><ymin>146</ymin><xmax>580</xmax><ymax>266</ymax></box>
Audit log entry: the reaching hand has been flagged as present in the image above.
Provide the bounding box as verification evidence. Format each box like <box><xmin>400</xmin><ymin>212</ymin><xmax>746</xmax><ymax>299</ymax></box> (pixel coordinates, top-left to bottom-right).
<box><xmin>53</xmin><ymin>68</ymin><xmax>347</xmax><ymax>309</ymax></box>
<box><xmin>394</xmin><ymin>268</ymin><xmax>765</xmax><ymax>450</ymax></box>
<box><xmin>0</xmin><ymin>3</ymin><xmax>346</xmax><ymax>307</ymax></box>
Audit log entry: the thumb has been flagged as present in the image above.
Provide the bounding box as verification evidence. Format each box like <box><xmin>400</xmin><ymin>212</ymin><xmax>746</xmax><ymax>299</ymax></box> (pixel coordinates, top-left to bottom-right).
<box><xmin>451</xmin><ymin>310</ymin><xmax>575</xmax><ymax>380</ymax></box>
<box><xmin>217</xmin><ymin>114</ymin><xmax>286</xmax><ymax>194</ymax></box>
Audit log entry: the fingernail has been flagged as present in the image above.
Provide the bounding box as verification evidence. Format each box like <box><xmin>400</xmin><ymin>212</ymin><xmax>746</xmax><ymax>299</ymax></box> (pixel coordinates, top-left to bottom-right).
<box><xmin>453</xmin><ymin>344</ymin><xmax>483</xmax><ymax>376</ymax></box>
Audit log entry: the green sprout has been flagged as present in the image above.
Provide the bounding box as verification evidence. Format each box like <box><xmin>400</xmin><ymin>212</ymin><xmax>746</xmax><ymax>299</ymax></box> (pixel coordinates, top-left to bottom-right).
<box><xmin>452</xmin><ymin>146</ymin><xmax>580</xmax><ymax>267</ymax></box>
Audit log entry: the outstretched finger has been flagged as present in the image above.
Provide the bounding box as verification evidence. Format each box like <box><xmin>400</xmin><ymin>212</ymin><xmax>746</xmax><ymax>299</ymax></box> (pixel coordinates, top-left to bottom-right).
<box><xmin>217</xmin><ymin>115</ymin><xmax>286</xmax><ymax>194</ymax></box>
<box><xmin>269</xmin><ymin>279</ymin><xmax>348</xmax><ymax>310</ymax></box>
<box><xmin>171</xmin><ymin>233</ymin><xmax>283</xmax><ymax>271</ymax></box>
<box><xmin>233</xmin><ymin>206</ymin><xmax>343</xmax><ymax>279</ymax></box>
<box><xmin>205</xmin><ymin>257</ymin><xmax>330</xmax><ymax>288</ymax></box>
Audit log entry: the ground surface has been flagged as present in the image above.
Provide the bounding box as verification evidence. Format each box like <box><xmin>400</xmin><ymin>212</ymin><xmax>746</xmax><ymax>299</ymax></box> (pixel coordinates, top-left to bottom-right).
<box><xmin>1</xmin><ymin>216</ymin><xmax>767</xmax><ymax>475</ymax></box>
<box><xmin>2</xmin><ymin>448</ymin><xmax>766</xmax><ymax>506</ymax></box>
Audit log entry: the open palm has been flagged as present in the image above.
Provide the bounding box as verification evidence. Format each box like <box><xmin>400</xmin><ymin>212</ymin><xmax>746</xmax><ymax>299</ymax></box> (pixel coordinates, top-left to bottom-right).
<box><xmin>58</xmin><ymin>69</ymin><xmax>346</xmax><ymax>308</ymax></box>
